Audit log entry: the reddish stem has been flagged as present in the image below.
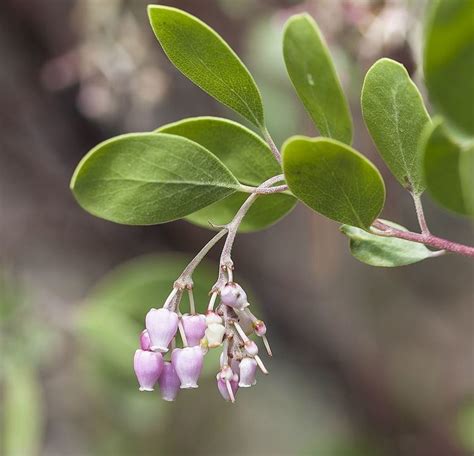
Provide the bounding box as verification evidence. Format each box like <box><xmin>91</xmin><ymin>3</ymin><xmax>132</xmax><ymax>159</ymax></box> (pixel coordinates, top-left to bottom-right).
<box><xmin>372</xmin><ymin>220</ymin><xmax>474</xmax><ymax>258</ymax></box>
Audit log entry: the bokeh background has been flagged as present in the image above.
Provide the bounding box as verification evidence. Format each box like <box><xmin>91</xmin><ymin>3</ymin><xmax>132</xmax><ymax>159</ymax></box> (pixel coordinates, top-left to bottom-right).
<box><xmin>1</xmin><ymin>0</ymin><xmax>473</xmax><ymax>455</ymax></box>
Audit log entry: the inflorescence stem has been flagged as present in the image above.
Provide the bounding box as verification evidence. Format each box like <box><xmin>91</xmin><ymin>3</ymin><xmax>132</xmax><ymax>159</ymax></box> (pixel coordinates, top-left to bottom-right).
<box><xmin>372</xmin><ymin>220</ymin><xmax>474</xmax><ymax>257</ymax></box>
<box><xmin>175</xmin><ymin>229</ymin><xmax>228</xmax><ymax>289</ymax></box>
<box><xmin>215</xmin><ymin>174</ymin><xmax>286</xmax><ymax>289</ymax></box>
<box><xmin>175</xmin><ymin>174</ymin><xmax>287</xmax><ymax>293</ymax></box>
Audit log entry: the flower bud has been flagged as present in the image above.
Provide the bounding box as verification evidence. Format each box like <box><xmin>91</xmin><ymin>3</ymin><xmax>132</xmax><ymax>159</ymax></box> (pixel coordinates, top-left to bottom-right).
<box><xmin>217</xmin><ymin>374</ymin><xmax>239</xmax><ymax>402</ymax></box>
<box><xmin>218</xmin><ymin>364</ymin><xmax>234</xmax><ymax>381</ymax></box>
<box><xmin>133</xmin><ymin>349</ymin><xmax>163</xmax><ymax>391</ymax></box>
<box><xmin>171</xmin><ymin>346</ymin><xmax>204</xmax><ymax>389</ymax></box>
<box><xmin>244</xmin><ymin>340</ymin><xmax>259</xmax><ymax>356</ymax></box>
<box><xmin>220</xmin><ymin>353</ymin><xmax>240</xmax><ymax>374</ymax></box>
<box><xmin>253</xmin><ymin>320</ymin><xmax>267</xmax><ymax>336</ymax></box>
<box><xmin>205</xmin><ymin>323</ymin><xmax>225</xmax><ymax>348</ymax></box>
<box><xmin>181</xmin><ymin>313</ymin><xmax>206</xmax><ymax>347</ymax></box>
<box><xmin>158</xmin><ymin>361</ymin><xmax>181</xmax><ymax>401</ymax></box>
<box><xmin>205</xmin><ymin>310</ymin><xmax>222</xmax><ymax>325</ymax></box>
<box><xmin>220</xmin><ymin>282</ymin><xmax>248</xmax><ymax>309</ymax></box>
<box><xmin>238</xmin><ymin>357</ymin><xmax>257</xmax><ymax>387</ymax></box>
<box><xmin>145</xmin><ymin>308</ymin><xmax>178</xmax><ymax>353</ymax></box>
<box><xmin>139</xmin><ymin>329</ymin><xmax>151</xmax><ymax>351</ymax></box>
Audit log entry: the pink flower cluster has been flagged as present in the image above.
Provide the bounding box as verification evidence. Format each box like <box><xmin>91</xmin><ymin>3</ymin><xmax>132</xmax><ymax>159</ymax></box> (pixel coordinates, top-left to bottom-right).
<box><xmin>133</xmin><ymin>282</ymin><xmax>271</xmax><ymax>402</ymax></box>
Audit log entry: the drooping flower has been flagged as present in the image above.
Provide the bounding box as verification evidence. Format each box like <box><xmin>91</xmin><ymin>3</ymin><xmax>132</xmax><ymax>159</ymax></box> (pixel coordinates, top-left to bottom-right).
<box><xmin>145</xmin><ymin>308</ymin><xmax>178</xmax><ymax>352</ymax></box>
<box><xmin>158</xmin><ymin>361</ymin><xmax>181</xmax><ymax>401</ymax></box>
<box><xmin>220</xmin><ymin>282</ymin><xmax>248</xmax><ymax>309</ymax></box>
<box><xmin>140</xmin><ymin>329</ymin><xmax>151</xmax><ymax>351</ymax></box>
<box><xmin>238</xmin><ymin>357</ymin><xmax>257</xmax><ymax>387</ymax></box>
<box><xmin>181</xmin><ymin>313</ymin><xmax>206</xmax><ymax>346</ymax></box>
<box><xmin>217</xmin><ymin>374</ymin><xmax>239</xmax><ymax>402</ymax></box>
<box><xmin>171</xmin><ymin>346</ymin><xmax>204</xmax><ymax>389</ymax></box>
<box><xmin>205</xmin><ymin>311</ymin><xmax>225</xmax><ymax>348</ymax></box>
<box><xmin>134</xmin><ymin>349</ymin><xmax>163</xmax><ymax>391</ymax></box>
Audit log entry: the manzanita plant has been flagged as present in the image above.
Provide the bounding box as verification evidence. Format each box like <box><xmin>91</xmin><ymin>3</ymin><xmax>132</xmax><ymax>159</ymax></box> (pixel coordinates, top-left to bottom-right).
<box><xmin>70</xmin><ymin>1</ymin><xmax>474</xmax><ymax>403</ymax></box>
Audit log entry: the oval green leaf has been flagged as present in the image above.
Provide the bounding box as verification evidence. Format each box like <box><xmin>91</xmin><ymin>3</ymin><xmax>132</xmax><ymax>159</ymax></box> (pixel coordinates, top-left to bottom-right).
<box><xmin>282</xmin><ymin>136</ymin><xmax>385</xmax><ymax>229</ymax></box>
<box><xmin>361</xmin><ymin>58</ymin><xmax>431</xmax><ymax>194</ymax></box>
<box><xmin>422</xmin><ymin>119</ymin><xmax>474</xmax><ymax>217</ymax></box>
<box><xmin>157</xmin><ymin>117</ymin><xmax>296</xmax><ymax>231</ymax></box>
<box><xmin>184</xmin><ymin>191</ymin><xmax>296</xmax><ymax>232</ymax></box>
<box><xmin>148</xmin><ymin>5</ymin><xmax>265</xmax><ymax>128</ymax></box>
<box><xmin>424</xmin><ymin>0</ymin><xmax>474</xmax><ymax>136</ymax></box>
<box><xmin>283</xmin><ymin>14</ymin><xmax>353</xmax><ymax>144</ymax></box>
<box><xmin>70</xmin><ymin>133</ymin><xmax>240</xmax><ymax>225</ymax></box>
<box><xmin>341</xmin><ymin>221</ymin><xmax>436</xmax><ymax>267</ymax></box>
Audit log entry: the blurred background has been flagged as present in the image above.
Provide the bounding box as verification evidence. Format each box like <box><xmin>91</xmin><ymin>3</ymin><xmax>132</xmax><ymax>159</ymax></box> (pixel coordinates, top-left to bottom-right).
<box><xmin>0</xmin><ymin>0</ymin><xmax>473</xmax><ymax>455</ymax></box>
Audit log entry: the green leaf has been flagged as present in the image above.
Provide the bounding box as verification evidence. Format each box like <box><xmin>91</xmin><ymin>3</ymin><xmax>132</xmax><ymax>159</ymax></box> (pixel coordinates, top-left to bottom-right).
<box><xmin>283</xmin><ymin>14</ymin><xmax>353</xmax><ymax>144</ymax></box>
<box><xmin>70</xmin><ymin>133</ymin><xmax>240</xmax><ymax>225</ymax></box>
<box><xmin>184</xmin><ymin>191</ymin><xmax>296</xmax><ymax>232</ymax></box>
<box><xmin>148</xmin><ymin>5</ymin><xmax>265</xmax><ymax>128</ymax></box>
<box><xmin>424</xmin><ymin>0</ymin><xmax>474</xmax><ymax>137</ymax></box>
<box><xmin>422</xmin><ymin>119</ymin><xmax>474</xmax><ymax>217</ymax></box>
<box><xmin>282</xmin><ymin>136</ymin><xmax>385</xmax><ymax>229</ymax></box>
<box><xmin>341</xmin><ymin>221</ymin><xmax>436</xmax><ymax>267</ymax></box>
<box><xmin>3</xmin><ymin>359</ymin><xmax>43</xmax><ymax>456</ymax></box>
<box><xmin>156</xmin><ymin>117</ymin><xmax>280</xmax><ymax>183</ymax></box>
<box><xmin>361</xmin><ymin>58</ymin><xmax>431</xmax><ymax>194</ymax></box>
<box><xmin>157</xmin><ymin>117</ymin><xmax>296</xmax><ymax>231</ymax></box>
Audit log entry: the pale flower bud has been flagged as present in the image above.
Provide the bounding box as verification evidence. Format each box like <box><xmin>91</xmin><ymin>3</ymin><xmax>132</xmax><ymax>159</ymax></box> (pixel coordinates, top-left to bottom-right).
<box><xmin>181</xmin><ymin>314</ymin><xmax>206</xmax><ymax>346</ymax></box>
<box><xmin>220</xmin><ymin>353</ymin><xmax>240</xmax><ymax>374</ymax></box>
<box><xmin>205</xmin><ymin>310</ymin><xmax>222</xmax><ymax>325</ymax></box>
<box><xmin>217</xmin><ymin>373</ymin><xmax>239</xmax><ymax>402</ymax></box>
<box><xmin>139</xmin><ymin>329</ymin><xmax>151</xmax><ymax>351</ymax></box>
<box><xmin>238</xmin><ymin>357</ymin><xmax>257</xmax><ymax>387</ymax></box>
<box><xmin>145</xmin><ymin>308</ymin><xmax>178</xmax><ymax>353</ymax></box>
<box><xmin>133</xmin><ymin>349</ymin><xmax>163</xmax><ymax>391</ymax></box>
<box><xmin>220</xmin><ymin>282</ymin><xmax>248</xmax><ymax>309</ymax></box>
<box><xmin>244</xmin><ymin>340</ymin><xmax>259</xmax><ymax>356</ymax></box>
<box><xmin>171</xmin><ymin>346</ymin><xmax>204</xmax><ymax>389</ymax></box>
<box><xmin>158</xmin><ymin>361</ymin><xmax>181</xmax><ymax>401</ymax></box>
<box><xmin>253</xmin><ymin>320</ymin><xmax>267</xmax><ymax>336</ymax></box>
<box><xmin>205</xmin><ymin>323</ymin><xmax>225</xmax><ymax>348</ymax></box>
<box><xmin>218</xmin><ymin>364</ymin><xmax>234</xmax><ymax>381</ymax></box>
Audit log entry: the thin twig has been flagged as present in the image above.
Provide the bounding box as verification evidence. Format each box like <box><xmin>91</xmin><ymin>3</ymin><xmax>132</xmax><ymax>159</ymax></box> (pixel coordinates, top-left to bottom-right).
<box><xmin>175</xmin><ymin>228</ymin><xmax>228</xmax><ymax>288</ymax></box>
<box><xmin>262</xmin><ymin>127</ymin><xmax>282</xmax><ymax>163</ymax></box>
<box><xmin>411</xmin><ymin>193</ymin><xmax>430</xmax><ymax>235</ymax></box>
<box><xmin>372</xmin><ymin>220</ymin><xmax>474</xmax><ymax>257</ymax></box>
<box><xmin>239</xmin><ymin>184</ymin><xmax>289</xmax><ymax>194</ymax></box>
<box><xmin>213</xmin><ymin>174</ymin><xmax>286</xmax><ymax>290</ymax></box>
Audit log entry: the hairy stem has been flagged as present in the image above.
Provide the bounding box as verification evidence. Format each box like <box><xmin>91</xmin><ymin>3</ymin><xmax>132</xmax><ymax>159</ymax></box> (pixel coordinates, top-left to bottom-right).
<box><xmin>175</xmin><ymin>228</ymin><xmax>228</xmax><ymax>288</ymax></box>
<box><xmin>239</xmin><ymin>183</ymin><xmax>289</xmax><ymax>194</ymax></box>
<box><xmin>411</xmin><ymin>193</ymin><xmax>430</xmax><ymax>235</ymax></box>
<box><xmin>214</xmin><ymin>174</ymin><xmax>286</xmax><ymax>289</ymax></box>
<box><xmin>262</xmin><ymin>127</ymin><xmax>282</xmax><ymax>163</ymax></box>
<box><xmin>372</xmin><ymin>220</ymin><xmax>474</xmax><ymax>257</ymax></box>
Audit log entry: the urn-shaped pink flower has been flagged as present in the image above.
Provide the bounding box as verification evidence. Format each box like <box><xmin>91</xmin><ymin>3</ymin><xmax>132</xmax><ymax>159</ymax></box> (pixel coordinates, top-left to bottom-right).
<box><xmin>220</xmin><ymin>282</ymin><xmax>248</xmax><ymax>309</ymax></box>
<box><xmin>171</xmin><ymin>346</ymin><xmax>204</xmax><ymax>389</ymax></box>
<box><xmin>133</xmin><ymin>349</ymin><xmax>163</xmax><ymax>391</ymax></box>
<box><xmin>238</xmin><ymin>357</ymin><xmax>257</xmax><ymax>387</ymax></box>
<box><xmin>182</xmin><ymin>314</ymin><xmax>206</xmax><ymax>346</ymax></box>
<box><xmin>217</xmin><ymin>374</ymin><xmax>239</xmax><ymax>402</ymax></box>
<box><xmin>158</xmin><ymin>361</ymin><xmax>181</xmax><ymax>401</ymax></box>
<box><xmin>139</xmin><ymin>329</ymin><xmax>151</xmax><ymax>351</ymax></box>
<box><xmin>145</xmin><ymin>308</ymin><xmax>178</xmax><ymax>353</ymax></box>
